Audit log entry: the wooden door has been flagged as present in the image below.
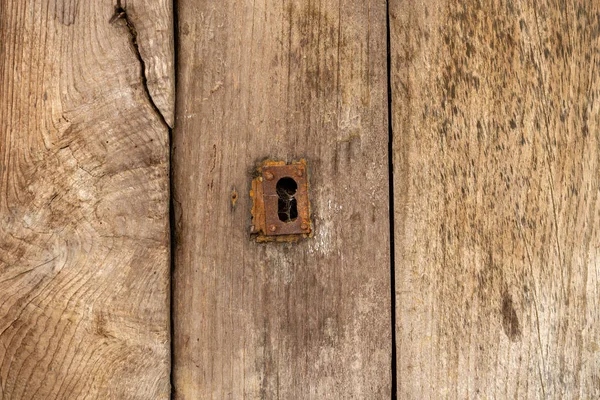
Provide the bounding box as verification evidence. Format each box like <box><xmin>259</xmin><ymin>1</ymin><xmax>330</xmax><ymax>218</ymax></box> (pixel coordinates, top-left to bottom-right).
<box><xmin>171</xmin><ymin>0</ymin><xmax>392</xmax><ymax>397</ymax></box>
<box><xmin>2</xmin><ymin>0</ymin><xmax>599</xmax><ymax>399</ymax></box>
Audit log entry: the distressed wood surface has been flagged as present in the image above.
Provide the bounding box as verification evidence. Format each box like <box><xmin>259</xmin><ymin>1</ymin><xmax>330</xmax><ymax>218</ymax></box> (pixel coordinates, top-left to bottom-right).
<box><xmin>172</xmin><ymin>0</ymin><xmax>391</xmax><ymax>398</ymax></box>
<box><xmin>391</xmin><ymin>0</ymin><xmax>600</xmax><ymax>398</ymax></box>
<box><xmin>0</xmin><ymin>0</ymin><xmax>173</xmax><ymax>398</ymax></box>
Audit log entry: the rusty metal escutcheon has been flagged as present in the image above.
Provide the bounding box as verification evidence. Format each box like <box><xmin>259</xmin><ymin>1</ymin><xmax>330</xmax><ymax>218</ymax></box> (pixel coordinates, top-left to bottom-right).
<box><xmin>250</xmin><ymin>159</ymin><xmax>312</xmax><ymax>242</ymax></box>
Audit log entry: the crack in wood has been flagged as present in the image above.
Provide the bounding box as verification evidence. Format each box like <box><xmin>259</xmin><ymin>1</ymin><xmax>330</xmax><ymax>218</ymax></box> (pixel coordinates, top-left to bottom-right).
<box><xmin>110</xmin><ymin>1</ymin><xmax>172</xmax><ymax>130</ymax></box>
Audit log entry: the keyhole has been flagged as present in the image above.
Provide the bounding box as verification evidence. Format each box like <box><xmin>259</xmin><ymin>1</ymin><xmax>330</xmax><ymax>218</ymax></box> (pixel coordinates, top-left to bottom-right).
<box><xmin>276</xmin><ymin>177</ymin><xmax>298</xmax><ymax>222</ymax></box>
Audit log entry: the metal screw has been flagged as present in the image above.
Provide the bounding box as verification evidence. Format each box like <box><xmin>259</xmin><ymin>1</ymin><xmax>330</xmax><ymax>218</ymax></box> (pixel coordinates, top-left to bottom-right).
<box><xmin>301</xmin><ymin>223</ymin><xmax>309</xmax><ymax>230</ymax></box>
<box><xmin>264</xmin><ymin>171</ymin><xmax>274</xmax><ymax>181</ymax></box>
<box><xmin>269</xmin><ymin>225</ymin><xmax>277</xmax><ymax>232</ymax></box>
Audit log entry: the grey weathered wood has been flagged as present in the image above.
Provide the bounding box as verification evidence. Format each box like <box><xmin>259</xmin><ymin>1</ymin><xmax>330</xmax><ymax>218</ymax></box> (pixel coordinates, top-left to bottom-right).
<box><xmin>172</xmin><ymin>0</ymin><xmax>391</xmax><ymax>398</ymax></box>
<box><xmin>391</xmin><ymin>0</ymin><xmax>600</xmax><ymax>398</ymax></box>
<box><xmin>0</xmin><ymin>0</ymin><xmax>173</xmax><ymax>398</ymax></box>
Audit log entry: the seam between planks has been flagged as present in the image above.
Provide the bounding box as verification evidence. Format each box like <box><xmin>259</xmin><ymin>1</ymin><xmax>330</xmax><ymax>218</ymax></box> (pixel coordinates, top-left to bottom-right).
<box><xmin>385</xmin><ymin>0</ymin><xmax>398</xmax><ymax>398</ymax></box>
<box><xmin>170</xmin><ymin>0</ymin><xmax>179</xmax><ymax>398</ymax></box>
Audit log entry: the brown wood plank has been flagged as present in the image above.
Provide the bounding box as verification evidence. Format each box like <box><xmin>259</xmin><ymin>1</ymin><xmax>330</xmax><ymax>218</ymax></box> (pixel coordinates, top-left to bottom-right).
<box><xmin>391</xmin><ymin>0</ymin><xmax>600</xmax><ymax>398</ymax></box>
<box><xmin>172</xmin><ymin>1</ymin><xmax>391</xmax><ymax>398</ymax></box>
<box><xmin>0</xmin><ymin>0</ymin><xmax>173</xmax><ymax>398</ymax></box>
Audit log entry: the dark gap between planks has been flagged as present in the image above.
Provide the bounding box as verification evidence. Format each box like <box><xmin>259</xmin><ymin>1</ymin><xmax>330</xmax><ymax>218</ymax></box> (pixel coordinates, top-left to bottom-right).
<box><xmin>169</xmin><ymin>0</ymin><xmax>179</xmax><ymax>398</ymax></box>
<box><xmin>385</xmin><ymin>0</ymin><xmax>398</xmax><ymax>398</ymax></box>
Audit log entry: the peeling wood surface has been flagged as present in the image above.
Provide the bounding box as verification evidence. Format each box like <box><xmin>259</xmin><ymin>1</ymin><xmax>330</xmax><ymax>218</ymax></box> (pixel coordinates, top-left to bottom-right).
<box><xmin>172</xmin><ymin>0</ymin><xmax>391</xmax><ymax>398</ymax></box>
<box><xmin>0</xmin><ymin>0</ymin><xmax>173</xmax><ymax>398</ymax></box>
<box><xmin>391</xmin><ymin>0</ymin><xmax>600</xmax><ymax>398</ymax></box>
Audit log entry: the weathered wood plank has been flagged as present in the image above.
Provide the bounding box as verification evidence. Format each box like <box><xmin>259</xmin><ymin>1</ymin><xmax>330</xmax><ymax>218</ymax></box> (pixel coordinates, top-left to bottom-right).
<box><xmin>391</xmin><ymin>0</ymin><xmax>600</xmax><ymax>398</ymax></box>
<box><xmin>173</xmin><ymin>0</ymin><xmax>391</xmax><ymax>398</ymax></box>
<box><xmin>0</xmin><ymin>0</ymin><xmax>173</xmax><ymax>398</ymax></box>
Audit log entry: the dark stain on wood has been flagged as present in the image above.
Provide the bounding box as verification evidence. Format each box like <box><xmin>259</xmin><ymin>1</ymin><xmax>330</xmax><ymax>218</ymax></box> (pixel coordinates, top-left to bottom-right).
<box><xmin>501</xmin><ymin>292</ymin><xmax>522</xmax><ymax>342</ymax></box>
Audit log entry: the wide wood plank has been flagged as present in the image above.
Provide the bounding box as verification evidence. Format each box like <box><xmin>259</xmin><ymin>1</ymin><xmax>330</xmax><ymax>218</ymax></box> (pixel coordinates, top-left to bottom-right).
<box><xmin>172</xmin><ymin>0</ymin><xmax>391</xmax><ymax>398</ymax></box>
<box><xmin>391</xmin><ymin>0</ymin><xmax>600</xmax><ymax>398</ymax></box>
<box><xmin>0</xmin><ymin>0</ymin><xmax>173</xmax><ymax>398</ymax></box>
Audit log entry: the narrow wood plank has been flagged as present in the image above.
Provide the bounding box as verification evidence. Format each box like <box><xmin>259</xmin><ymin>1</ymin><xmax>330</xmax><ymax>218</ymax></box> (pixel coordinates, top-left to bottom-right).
<box><xmin>391</xmin><ymin>0</ymin><xmax>600</xmax><ymax>398</ymax></box>
<box><xmin>173</xmin><ymin>0</ymin><xmax>391</xmax><ymax>398</ymax></box>
<box><xmin>0</xmin><ymin>0</ymin><xmax>173</xmax><ymax>398</ymax></box>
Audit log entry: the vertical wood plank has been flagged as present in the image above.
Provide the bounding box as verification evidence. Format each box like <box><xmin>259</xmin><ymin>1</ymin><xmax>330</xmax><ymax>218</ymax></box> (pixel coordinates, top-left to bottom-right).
<box><xmin>0</xmin><ymin>0</ymin><xmax>173</xmax><ymax>398</ymax></box>
<box><xmin>391</xmin><ymin>0</ymin><xmax>600</xmax><ymax>398</ymax></box>
<box><xmin>173</xmin><ymin>0</ymin><xmax>391</xmax><ymax>398</ymax></box>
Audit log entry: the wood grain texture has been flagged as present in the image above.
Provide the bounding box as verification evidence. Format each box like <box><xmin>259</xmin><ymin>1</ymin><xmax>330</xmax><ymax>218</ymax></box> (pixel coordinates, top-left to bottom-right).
<box><xmin>172</xmin><ymin>0</ymin><xmax>391</xmax><ymax>398</ymax></box>
<box><xmin>0</xmin><ymin>0</ymin><xmax>173</xmax><ymax>398</ymax></box>
<box><xmin>391</xmin><ymin>0</ymin><xmax>600</xmax><ymax>398</ymax></box>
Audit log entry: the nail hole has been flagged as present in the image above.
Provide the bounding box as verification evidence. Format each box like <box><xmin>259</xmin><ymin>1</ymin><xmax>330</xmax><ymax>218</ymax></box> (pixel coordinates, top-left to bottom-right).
<box><xmin>276</xmin><ymin>177</ymin><xmax>298</xmax><ymax>222</ymax></box>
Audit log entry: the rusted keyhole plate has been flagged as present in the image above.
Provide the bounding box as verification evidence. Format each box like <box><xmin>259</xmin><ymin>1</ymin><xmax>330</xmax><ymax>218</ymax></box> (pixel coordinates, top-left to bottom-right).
<box><xmin>250</xmin><ymin>159</ymin><xmax>312</xmax><ymax>242</ymax></box>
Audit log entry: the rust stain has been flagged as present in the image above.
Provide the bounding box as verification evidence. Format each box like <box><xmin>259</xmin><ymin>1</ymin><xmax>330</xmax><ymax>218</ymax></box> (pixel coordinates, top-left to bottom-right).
<box><xmin>231</xmin><ymin>188</ymin><xmax>238</xmax><ymax>208</ymax></box>
<box><xmin>250</xmin><ymin>159</ymin><xmax>312</xmax><ymax>242</ymax></box>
